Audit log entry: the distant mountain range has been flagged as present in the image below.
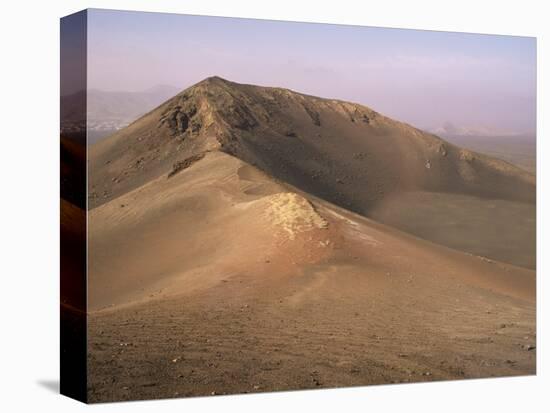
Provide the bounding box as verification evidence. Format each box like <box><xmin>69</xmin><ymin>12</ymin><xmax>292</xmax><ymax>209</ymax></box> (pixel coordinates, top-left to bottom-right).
<box><xmin>427</xmin><ymin>121</ymin><xmax>533</xmax><ymax>138</ymax></box>
<box><xmin>61</xmin><ymin>85</ymin><xmax>180</xmax><ymax>142</ymax></box>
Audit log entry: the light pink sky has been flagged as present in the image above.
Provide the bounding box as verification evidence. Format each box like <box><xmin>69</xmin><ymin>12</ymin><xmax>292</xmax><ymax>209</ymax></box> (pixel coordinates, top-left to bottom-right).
<box><xmin>87</xmin><ymin>9</ymin><xmax>536</xmax><ymax>134</ymax></box>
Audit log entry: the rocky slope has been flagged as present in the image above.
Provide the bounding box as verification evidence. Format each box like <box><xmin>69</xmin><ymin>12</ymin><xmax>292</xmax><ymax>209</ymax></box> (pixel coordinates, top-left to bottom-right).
<box><xmin>89</xmin><ymin>76</ymin><xmax>535</xmax><ymax>211</ymax></box>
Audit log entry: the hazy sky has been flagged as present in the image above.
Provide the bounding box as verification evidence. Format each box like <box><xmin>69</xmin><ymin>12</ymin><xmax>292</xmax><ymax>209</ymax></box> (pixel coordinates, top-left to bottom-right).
<box><xmin>87</xmin><ymin>9</ymin><xmax>536</xmax><ymax>133</ymax></box>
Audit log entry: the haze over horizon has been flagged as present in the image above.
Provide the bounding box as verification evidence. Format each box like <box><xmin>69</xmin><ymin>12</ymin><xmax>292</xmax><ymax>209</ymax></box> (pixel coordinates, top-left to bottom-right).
<box><xmin>85</xmin><ymin>9</ymin><xmax>536</xmax><ymax>134</ymax></box>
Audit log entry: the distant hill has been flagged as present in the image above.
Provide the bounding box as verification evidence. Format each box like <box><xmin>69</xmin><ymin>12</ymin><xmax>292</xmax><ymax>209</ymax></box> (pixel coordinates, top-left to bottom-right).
<box><xmin>61</xmin><ymin>85</ymin><xmax>180</xmax><ymax>143</ymax></box>
<box><xmin>427</xmin><ymin>121</ymin><xmax>530</xmax><ymax>138</ymax></box>
<box><xmin>442</xmin><ymin>133</ymin><xmax>536</xmax><ymax>174</ymax></box>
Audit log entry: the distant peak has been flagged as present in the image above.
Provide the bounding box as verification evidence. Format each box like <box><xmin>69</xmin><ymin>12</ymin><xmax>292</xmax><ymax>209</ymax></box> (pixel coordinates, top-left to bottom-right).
<box><xmin>144</xmin><ymin>84</ymin><xmax>180</xmax><ymax>94</ymax></box>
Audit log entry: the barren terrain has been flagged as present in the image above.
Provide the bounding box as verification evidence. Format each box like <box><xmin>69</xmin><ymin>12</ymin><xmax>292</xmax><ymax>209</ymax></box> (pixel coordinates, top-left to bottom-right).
<box><xmin>86</xmin><ymin>77</ymin><xmax>536</xmax><ymax>402</ymax></box>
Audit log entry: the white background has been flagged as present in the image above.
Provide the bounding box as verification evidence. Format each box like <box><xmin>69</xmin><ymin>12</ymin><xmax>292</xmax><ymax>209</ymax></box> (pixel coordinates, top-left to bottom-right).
<box><xmin>0</xmin><ymin>0</ymin><xmax>547</xmax><ymax>411</ymax></box>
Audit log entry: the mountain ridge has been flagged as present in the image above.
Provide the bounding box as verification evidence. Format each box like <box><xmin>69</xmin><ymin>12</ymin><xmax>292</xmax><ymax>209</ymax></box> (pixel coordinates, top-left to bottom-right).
<box><xmin>90</xmin><ymin>76</ymin><xmax>535</xmax><ymax>210</ymax></box>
